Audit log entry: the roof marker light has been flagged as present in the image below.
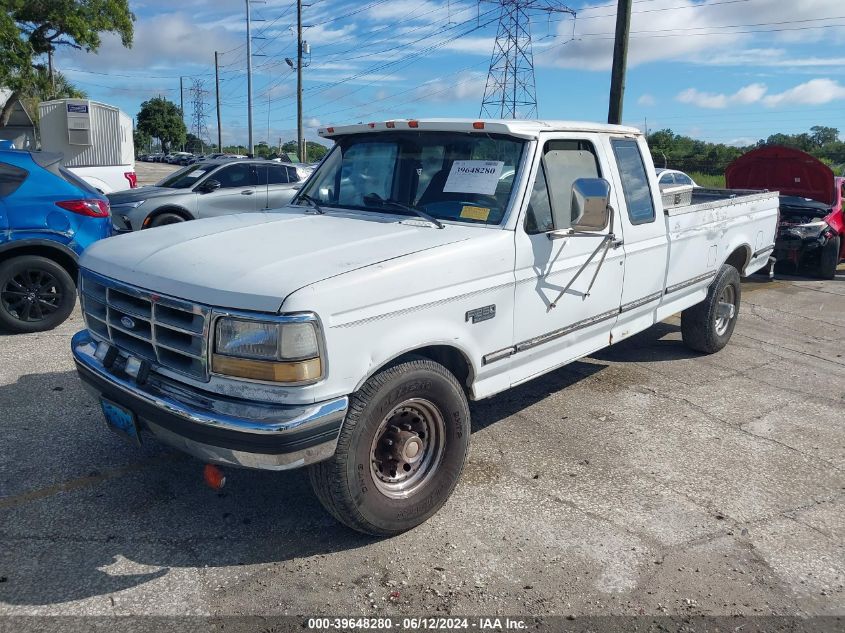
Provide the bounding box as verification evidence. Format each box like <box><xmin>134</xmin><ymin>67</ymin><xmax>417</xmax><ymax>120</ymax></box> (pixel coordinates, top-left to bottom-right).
<box><xmin>408</xmin><ymin>120</ymin><xmax>419</xmax><ymax>128</ymax></box>
<box><xmin>473</xmin><ymin>121</ymin><xmax>485</xmax><ymax>130</ymax></box>
<box><xmin>326</xmin><ymin>127</ymin><xmax>334</xmax><ymax>133</ymax></box>
<box><xmin>386</xmin><ymin>121</ymin><xmax>395</xmax><ymax>128</ymax></box>
<box><xmin>368</xmin><ymin>122</ymin><xmax>376</xmax><ymax>128</ymax></box>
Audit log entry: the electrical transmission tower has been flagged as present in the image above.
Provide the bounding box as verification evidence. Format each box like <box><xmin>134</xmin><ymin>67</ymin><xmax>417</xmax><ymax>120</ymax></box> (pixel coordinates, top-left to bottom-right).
<box><xmin>479</xmin><ymin>0</ymin><xmax>575</xmax><ymax>119</ymax></box>
<box><xmin>189</xmin><ymin>79</ymin><xmax>211</xmax><ymax>151</ymax></box>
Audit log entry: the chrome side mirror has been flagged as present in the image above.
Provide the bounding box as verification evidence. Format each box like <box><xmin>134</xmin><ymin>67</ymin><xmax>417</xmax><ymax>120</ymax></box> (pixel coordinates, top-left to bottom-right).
<box><xmin>570</xmin><ymin>178</ymin><xmax>611</xmax><ymax>230</ymax></box>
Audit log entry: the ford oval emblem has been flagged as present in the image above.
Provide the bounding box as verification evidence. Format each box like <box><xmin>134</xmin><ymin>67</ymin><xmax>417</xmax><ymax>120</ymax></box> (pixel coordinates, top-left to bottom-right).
<box><xmin>120</xmin><ymin>316</ymin><xmax>136</xmax><ymax>330</ymax></box>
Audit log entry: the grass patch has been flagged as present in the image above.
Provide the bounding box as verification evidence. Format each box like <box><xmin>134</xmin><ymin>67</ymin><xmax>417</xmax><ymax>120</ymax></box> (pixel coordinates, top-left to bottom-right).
<box><xmin>689</xmin><ymin>172</ymin><xmax>726</xmax><ymax>188</ymax></box>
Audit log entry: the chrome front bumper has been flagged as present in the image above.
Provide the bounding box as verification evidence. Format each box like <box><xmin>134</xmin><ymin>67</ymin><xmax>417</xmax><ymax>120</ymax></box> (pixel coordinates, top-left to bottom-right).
<box><xmin>72</xmin><ymin>330</ymin><xmax>348</xmax><ymax>470</ymax></box>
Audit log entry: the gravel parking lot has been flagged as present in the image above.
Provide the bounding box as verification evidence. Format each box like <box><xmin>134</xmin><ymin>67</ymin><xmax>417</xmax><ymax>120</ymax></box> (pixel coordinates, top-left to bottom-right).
<box><xmin>0</xmin><ymin>266</ymin><xmax>843</xmax><ymax>620</ymax></box>
<box><xmin>134</xmin><ymin>161</ymin><xmax>179</xmax><ymax>186</ymax></box>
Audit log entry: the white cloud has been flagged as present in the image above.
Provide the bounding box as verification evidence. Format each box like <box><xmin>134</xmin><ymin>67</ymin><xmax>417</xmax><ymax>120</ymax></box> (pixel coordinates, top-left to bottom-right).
<box><xmin>414</xmin><ymin>71</ymin><xmax>488</xmax><ymax>103</ymax></box>
<box><xmin>676</xmin><ymin>83</ymin><xmax>767</xmax><ymax>109</ymax></box>
<box><xmin>637</xmin><ymin>94</ymin><xmax>656</xmax><ymax>106</ymax></box>
<box><xmin>539</xmin><ymin>0</ymin><xmax>845</xmax><ymax>71</ymax></box>
<box><xmin>762</xmin><ymin>78</ymin><xmax>845</xmax><ymax>107</ymax></box>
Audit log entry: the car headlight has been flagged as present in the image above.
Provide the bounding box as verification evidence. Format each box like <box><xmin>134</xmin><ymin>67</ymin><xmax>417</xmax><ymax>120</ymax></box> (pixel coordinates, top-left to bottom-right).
<box><xmin>113</xmin><ymin>200</ymin><xmax>145</xmax><ymax>210</ymax></box>
<box><xmin>212</xmin><ymin>317</ymin><xmax>322</xmax><ymax>383</ymax></box>
<box><xmin>789</xmin><ymin>220</ymin><xmax>827</xmax><ymax>239</ymax></box>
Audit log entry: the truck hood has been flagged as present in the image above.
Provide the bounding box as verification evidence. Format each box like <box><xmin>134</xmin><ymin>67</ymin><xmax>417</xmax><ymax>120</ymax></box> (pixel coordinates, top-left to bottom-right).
<box><xmin>725</xmin><ymin>145</ymin><xmax>835</xmax><ymax>206</ymax></box>
<box><xmin>108</xmin><ymin>186</ymin><xmax>183</xmax><ymax>204</ymax></box>
<box><xmin>80</xmin><ymin>211</ymin><xmax>474</xmax><ymax>312</ymax></box>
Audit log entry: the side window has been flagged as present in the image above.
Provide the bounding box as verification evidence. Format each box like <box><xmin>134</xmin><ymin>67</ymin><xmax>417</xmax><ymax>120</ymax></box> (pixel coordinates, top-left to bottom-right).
<box><xmin>266</xmin><ymin>165</ymin><xmax>290</xmax><ymax>184</ymax></box>
<box><xmin>659</xmin><ymin>173</ymin><xmax>674</xmax><ymax>186</ymax></box>
<box><xmin>674</xmin><ymin>172</ymin><xmax>693</xmax><ymax>186</ymax></box>
<box><xmin>612</xmin><ymin>139</ymin><xmax>656</xmax><ymax>225</ymax></box>
<box><xmin>525</xmin><ymin>162</ymin><xmax>553</xmax><ymax>234</ymax></box>
<box><xmin>525</xmin><ymin>140</ymin><xmax>600</xmax><ymax>233</ymax></box>
<box><xmin>214</xmin><ymin>163</ymin><xmax>255</xmax><ymax>189</ymax></box>
<box><xmin>286</xmin><ymin>166</ymin><xmax>300</xmax><ymax>183</ymax></box>
<box><xmin>0</xmin><ymin>162</ymin><xmax>28</xmax><ymax>197</ymax></box>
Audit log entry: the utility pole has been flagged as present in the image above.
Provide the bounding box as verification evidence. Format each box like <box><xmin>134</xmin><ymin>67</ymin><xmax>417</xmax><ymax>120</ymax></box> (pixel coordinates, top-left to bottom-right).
<box><xmin>607</xmin><ymin>0</ymin><xmax>632</xmax><ymax>125</ymax></box>
<box><xmin>246</xmin><ymin>0</ymin><xmax>255</xmax><ymax>157</ymax></box>
<box><xmin>297</xmin><ymin>0</ymin><xmax>304</xmax><ymax>162</ymax></box>
<box><xmin>179</xmin><ymin>76</ymin><xmax>186</xmax><ymax>151</ymax></box>
<box><xmin>215</xmin><ymin>51</ymin><xmax>223</xmax><ymax>151</ymax></box>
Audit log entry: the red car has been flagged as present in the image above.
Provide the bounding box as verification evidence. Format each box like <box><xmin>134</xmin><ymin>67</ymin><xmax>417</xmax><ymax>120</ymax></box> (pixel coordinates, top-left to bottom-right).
<box><xmin>726</xmin><ymin>146</ymin><xmax>844</xmax><ymax>279</ymax></box>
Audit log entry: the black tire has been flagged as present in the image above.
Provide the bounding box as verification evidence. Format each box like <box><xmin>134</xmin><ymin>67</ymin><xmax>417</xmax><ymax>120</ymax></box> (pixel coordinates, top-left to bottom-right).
<box><xmin>681</xmin><ymin>264</ymin><xmax>741</xmax><ymax>354</ymax></box>
<box><xmin>308</xmin><ymin>358</ymin><xmax>470</xmax><ymax>536</ymax></box>
<box><xmin>818</xmin><ymin>235</ymin><xmax>840</xmax><ymax>280</ymax></box>
<box><xmin>0</xmin><ymin>255</ymin><xmax>76</xmax><ymax>334</ymax></box>
<box><xmin>148</xmin><ymin>212</ymin><xmax>186</xmax><ymax>228</ymax></box>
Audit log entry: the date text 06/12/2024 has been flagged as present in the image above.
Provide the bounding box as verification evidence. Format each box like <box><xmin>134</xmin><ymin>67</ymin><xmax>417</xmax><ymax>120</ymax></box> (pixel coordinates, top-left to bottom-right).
<box><xmin>306</xmin><ymin>617</ymin><xmax>528</xmax><ymax>630</ymax></box>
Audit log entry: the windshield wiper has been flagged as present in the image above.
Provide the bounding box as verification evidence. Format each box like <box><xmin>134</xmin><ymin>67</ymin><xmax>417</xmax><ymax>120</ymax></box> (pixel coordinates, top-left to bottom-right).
<box><xmin>298</xmin><ymin>193</ymin><xmax>325</xmax><ymax>215</ymax></box>
<box><xmin>363</xmin><ymin>194</ymin><xmax>444</xmax><ymax>229</ymax></box>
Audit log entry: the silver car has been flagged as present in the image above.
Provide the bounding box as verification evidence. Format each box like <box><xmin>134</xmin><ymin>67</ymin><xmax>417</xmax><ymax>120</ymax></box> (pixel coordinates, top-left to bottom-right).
<box><xmin>108</xmin><ymin>159</ymin><xmax>303</xmax><ymax>231</ymax></box>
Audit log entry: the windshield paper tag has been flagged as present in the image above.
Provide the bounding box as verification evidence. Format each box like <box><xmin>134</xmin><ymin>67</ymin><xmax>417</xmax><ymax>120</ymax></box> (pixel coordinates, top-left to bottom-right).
<box><xmin>443</xmin><ymin>160</ymin><xmax>504</xmax><ymax>196</ymax></box>
<box><xmin>460</xmin><ymin>205</ymin><xmax>491</xmax><ymax>221</ymax></box>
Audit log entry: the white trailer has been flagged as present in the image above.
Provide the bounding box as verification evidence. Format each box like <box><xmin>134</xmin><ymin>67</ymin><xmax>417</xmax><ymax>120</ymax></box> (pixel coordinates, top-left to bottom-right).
<box><xmin>38</xmin><ymin>99</ymin><xmax>137</xmax><ymax>193</ymax></box>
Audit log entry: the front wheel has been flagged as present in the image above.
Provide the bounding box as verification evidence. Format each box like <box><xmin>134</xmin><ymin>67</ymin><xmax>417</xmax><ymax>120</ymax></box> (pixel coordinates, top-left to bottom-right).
<box><xmin>147</xmin><ymin>212</ymin><xmax>186</xmax><ymax>228</ymax></box>
<box><xmin>681</xmin><ymin>264</ymin><xmax>741</xmax><ymax>354</ymax></box>
<box><xmin>818</xmin><ymin>235</ymin><xmax>840</xmax><ymax>280</ymax></box>
<box><xmin>309</xmin><ymin>358</ymin><xmax>470</xmax><ymax>536</ymax></box>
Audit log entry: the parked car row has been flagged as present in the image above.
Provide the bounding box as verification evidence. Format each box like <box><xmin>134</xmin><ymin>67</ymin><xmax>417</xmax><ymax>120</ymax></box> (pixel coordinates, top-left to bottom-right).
<box><xmin>138</xmin><ymin>152</ymin><xmax>245</xmax><ymax>165</ymax></box>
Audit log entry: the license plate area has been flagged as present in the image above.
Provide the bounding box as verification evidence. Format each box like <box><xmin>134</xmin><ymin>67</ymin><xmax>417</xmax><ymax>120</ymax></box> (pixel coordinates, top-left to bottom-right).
<box><xmin>100</xmin><ymin>398</ymin><xmax>141</xmax><ymax>446</ymax></box>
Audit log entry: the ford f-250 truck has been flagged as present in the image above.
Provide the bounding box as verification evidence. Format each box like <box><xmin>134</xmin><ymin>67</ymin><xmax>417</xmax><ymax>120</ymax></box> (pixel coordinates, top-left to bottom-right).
<box><xmin>71</xmin><ymin>120</ymin><xmax>779</xmax><ymax>535</ymax></box>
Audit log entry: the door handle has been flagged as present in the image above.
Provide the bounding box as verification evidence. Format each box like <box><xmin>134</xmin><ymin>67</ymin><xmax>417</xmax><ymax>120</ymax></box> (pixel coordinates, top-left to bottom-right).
<box><xmin>612</xmin><ymin>238</ymin><xmax>624</xmax><ymax>248</ymax></box>
<box><xmin>241</xmin><ymin>190</ymin><xmax>254</xmax><ymax>195</ymax></box>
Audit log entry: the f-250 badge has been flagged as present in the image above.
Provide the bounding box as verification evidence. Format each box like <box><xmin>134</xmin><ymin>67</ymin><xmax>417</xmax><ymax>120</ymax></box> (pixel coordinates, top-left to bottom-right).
<box><xmin>465</xmin><ymin>305</ymin><xmax>496</xmax><ymax>324</ymax></box>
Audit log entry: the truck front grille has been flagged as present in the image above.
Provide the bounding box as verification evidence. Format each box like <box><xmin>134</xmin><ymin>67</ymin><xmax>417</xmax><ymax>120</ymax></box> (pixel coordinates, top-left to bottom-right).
<box><xmin>80</xmin><ymin>270</ymin><xmax>211</xmax><ymax>380</ymax></box>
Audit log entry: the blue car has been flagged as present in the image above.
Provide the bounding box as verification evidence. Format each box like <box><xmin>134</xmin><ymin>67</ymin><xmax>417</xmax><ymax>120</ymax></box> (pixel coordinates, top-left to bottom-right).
<box><xmin>0</xmin><ymin>149</ymin><xmax>112</xmax><ymax>333</ymax></box>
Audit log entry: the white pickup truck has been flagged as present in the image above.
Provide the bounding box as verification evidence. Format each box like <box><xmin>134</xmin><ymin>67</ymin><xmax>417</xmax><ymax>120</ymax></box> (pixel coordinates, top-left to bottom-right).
<box><xmin>71</xmin><ymin>119</ymin><xmax>778</xmax><ymax>535</ymax></box>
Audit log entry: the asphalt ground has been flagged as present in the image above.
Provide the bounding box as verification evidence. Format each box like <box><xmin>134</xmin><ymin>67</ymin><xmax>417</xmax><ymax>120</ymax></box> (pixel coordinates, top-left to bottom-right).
<box><xmin>134</xmin><ymin>161</ymin><xmax>179</xmax><ymax>186</ymax></box>
<box><xmin>0</xmin><ymin>242</ymin><xmax>842</xmax><ymax>622</ymax></box>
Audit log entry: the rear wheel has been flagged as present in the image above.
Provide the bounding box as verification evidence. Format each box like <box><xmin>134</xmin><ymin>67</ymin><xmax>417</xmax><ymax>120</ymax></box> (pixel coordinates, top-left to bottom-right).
<box><xmin>818</xmin><ymin>235</ymin><xmax>840</xmax><ymax>280</ymax></box>
<box><xmin>309</xmin><ymin>358</ymin><xmax>470</xmax><ymax>536</ymax></box>
<box><xmin>148</xmin><ymin>212</ymin><xmax>186</xmax><ymax>228</ymax></box>
<box><xmin>0</xmin><ymin>255</ymin><xmax>76</xmax><ymax>333</ymax></box>
<box><xmin>681</xmin><ymin>264</ymin><xmax>741</xmax><ymax>354</ymax></box>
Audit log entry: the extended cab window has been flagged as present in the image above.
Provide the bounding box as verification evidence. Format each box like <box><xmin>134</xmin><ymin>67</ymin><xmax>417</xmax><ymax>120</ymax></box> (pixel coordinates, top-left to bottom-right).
<box><xmin>300</xmin><ymin>131</ymin><xmax>526</xmax><ymax>226</ymax></box>
<box><xmin>612</xmin><ymin>139</ymin><xmax>655</xmax><ymax>224</ymax></box>
<box><xmin>257</xmin><ymin>164</ymin><xmax>293</xmax><ymax>185</ymax></box>
<box><xmin>525</xmin><ymin>140</ymin><xmax>601</xmax><ymax>234</ymax></box>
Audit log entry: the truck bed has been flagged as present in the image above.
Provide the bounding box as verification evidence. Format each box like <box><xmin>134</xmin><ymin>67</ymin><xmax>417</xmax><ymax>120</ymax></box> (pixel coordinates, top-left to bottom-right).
<box><xmin>660</xmin><ymin>188</ymin><xmax>779</xmax><ymax>316</ymax></box>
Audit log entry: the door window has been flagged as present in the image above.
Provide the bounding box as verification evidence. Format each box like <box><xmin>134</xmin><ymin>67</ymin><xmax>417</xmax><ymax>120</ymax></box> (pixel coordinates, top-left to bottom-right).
<box><xmin>524</xmin><ymin>140</ymin><xmax>600</xmax><ymax>233</ymax></box>
<box><xmin>257</xmin><ymin>164</ymin><xmax>291</xmax><ymax>185</ymax></box>
<box><xmin>612</xmin><ymin>139</ymin><xmax>656</xmax><ymax>225</ymax></box>
<box><xmin>214</xmin><ymin>163</ymin><xmax>256</xmax><ymax>189</ymax></box>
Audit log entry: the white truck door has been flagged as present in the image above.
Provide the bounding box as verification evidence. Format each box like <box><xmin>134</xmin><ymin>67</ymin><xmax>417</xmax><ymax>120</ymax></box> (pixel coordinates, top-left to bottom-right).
<box><xmin>510</xmin><ymin>135</ymin><xmax>625</xmax><ymax>386</ymax></box>
<box><xmin>605</xmin><ymin>137</ymin><xmax>670</xmax><ymax>343</ymax></box>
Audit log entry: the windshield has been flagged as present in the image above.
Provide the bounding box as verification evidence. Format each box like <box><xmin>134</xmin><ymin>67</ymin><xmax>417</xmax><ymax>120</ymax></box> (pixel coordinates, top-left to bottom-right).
<box><xmin>298</xmin><ymin>131</ymin><xmax>526</xmax><ymax>225</ymax></box>
<box><xmin>157</xmin><ymin>163</ymin><xmax>214</xmax><ymax>189</ymax></box>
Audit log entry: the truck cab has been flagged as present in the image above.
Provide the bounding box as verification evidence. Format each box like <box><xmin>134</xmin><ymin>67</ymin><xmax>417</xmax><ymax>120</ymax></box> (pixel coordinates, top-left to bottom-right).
<box><xmin>71</xmin><ymin>119</ymin><xmax>778</xmax><ymax>535</ymax></box>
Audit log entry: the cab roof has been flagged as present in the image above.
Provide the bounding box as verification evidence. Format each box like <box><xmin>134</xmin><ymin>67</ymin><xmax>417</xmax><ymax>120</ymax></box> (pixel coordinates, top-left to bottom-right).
<box><xmin>318</xmin><ymin>119</ymin><xmax>642</xmax><ymax>140</ymax></box>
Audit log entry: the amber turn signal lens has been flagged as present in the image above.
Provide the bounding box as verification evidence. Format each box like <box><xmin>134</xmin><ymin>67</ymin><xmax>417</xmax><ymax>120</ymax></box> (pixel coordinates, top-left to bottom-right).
<box><xmin>212</xmin><ymin>354</ymin><xmax>322</xmax><ymax>383</ymax></box>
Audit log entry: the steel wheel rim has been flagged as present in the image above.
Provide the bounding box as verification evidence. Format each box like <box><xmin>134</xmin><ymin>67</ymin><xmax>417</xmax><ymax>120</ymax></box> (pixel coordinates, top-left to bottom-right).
<box><xmin>1</xmin><ymin>269</ymin><xmax>63</xmax><ymax>323</ymax></box>
<box><xmin>370</xmin><ymin>397</ymin><xmax>446</xmax><ymax>499</ymax></box>
<box><xmin>715</xmin><ymin>284</ymin><xmax>736</xmax><ymax>336</ymax></box>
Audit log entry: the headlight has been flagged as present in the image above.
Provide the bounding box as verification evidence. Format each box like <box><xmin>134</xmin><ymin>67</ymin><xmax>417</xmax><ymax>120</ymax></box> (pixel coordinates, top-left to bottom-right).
<box><xmin>114</xmin><ymin>200</ymin><xmax>145</xmax><ymax>209</ymax></box>
<box><xmin>212</xmin><ymin>317</ymin><xmax>322</xmax><ymax>383</ymax></box>
<box><xmin>789</xmin><ymin>219</ymin><xmax>827</xmax><ymax>239</ymax></box>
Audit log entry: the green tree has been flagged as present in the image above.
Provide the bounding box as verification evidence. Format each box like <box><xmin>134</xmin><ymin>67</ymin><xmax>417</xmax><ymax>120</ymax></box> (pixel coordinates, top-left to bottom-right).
<box><xmin>133</xmin><ymin>128</ymin><xmax>150</xmax><ymax>154</ymax></box>
<box><xmin>1</xmin><ymin>0</ymin><xmax>134</xmax><ymax>124</ymax></box>
<box><xmin>136</xmin><ymin>97</ymin><xmax>186</xmax><ymax>153</ymax></box>
<box><xmin>809</xmin><ymin>126</ymin><xmax>839</xmax><ymax>148</ymax></box>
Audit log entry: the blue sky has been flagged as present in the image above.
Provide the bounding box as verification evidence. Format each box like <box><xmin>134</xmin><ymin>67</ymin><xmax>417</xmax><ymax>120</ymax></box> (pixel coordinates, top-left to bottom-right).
<box><xmin>54</xmin><ymin>0</ymin><xmax>845</xmax><ymax>148</ymax></box>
